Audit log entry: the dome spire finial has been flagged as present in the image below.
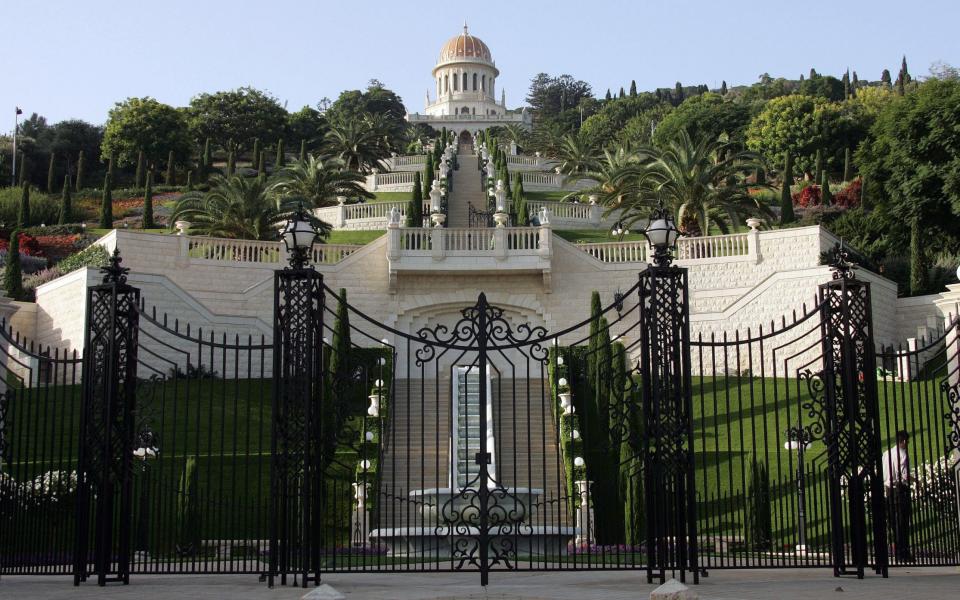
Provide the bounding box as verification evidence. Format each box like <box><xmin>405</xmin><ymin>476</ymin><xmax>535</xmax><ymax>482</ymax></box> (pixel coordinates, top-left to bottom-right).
<box><xmin>463</xmin><ymin>21</ymin><xmax>468</xmax><ymax>35</ymax></box>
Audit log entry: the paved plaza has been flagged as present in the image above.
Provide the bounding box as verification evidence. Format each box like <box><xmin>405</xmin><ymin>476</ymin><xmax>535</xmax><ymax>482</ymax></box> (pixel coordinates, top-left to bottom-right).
<box><xmin>3</xmin><ymin>568</ymin><xmax>958</xmax><ymax>600</ymax></box>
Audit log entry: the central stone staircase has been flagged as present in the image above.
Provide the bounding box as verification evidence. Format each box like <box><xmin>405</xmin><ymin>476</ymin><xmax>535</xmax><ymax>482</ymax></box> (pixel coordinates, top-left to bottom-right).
<box><xmin>446</xmin><ymin>156</ymin><xmax>487</xmax><ymax>227</ymax></box>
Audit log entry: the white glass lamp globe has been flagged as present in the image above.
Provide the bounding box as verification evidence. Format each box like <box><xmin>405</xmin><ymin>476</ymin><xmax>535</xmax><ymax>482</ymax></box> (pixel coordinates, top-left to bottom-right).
<box><xmin>281</xmin><ymin>215</ymin><xmax>317</xmax><ymax>253</ymax></box>
<box><xmin>557</xmin><ymin>356</ymin><xmax>564</xmax><ymax>366</ymax></box>
<box><xmin>573</xmin><ymin>457</ymin><xmax>585</xmax><ymax>467</ymax></box>
<box><xmin>360</xmin><ymin>460</ymin><xmax>371</xmax><ymax>470</ymax></box>
<box><xmin>558</xmin><ymin>378</ymin><xmax>568</xmax><ymax>387</ymax></box>
<box><xmin>572</xmin><ymin>430</ymin><xmax>580</xmax><ymax>440</ymax></box>
<box><xmin>645</xmin><ymin>218</ymin><xmax>679</xmax><ymax>248</ymax></box>
<box><xmin>365</xmin><ymin>431</ymin><xmax>375</xmax><ymax>442</ymax></box>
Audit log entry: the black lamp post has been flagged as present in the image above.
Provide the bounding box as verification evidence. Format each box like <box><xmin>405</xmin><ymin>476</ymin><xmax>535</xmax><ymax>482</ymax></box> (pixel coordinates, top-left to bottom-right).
<box><xmin>269</xmin><ymin>204</ymin><xmax>324</xmax><ymax>587</ymax></box>
<box><xmin>134</xmin><ymin>430</ymin><xmax>158</xmax><ymax>554</ymax></box>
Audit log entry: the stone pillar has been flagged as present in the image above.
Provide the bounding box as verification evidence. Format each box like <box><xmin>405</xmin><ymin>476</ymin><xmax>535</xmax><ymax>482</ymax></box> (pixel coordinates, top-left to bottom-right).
<box><xmin>575</xmin><ymin>480</ymin><xmax>594</xmax><ymax>546</ymax></box>
<box><xmin>386</xmin><ymin>219</ymin><xmax>400</xmax><ymax>261</ymax></box>
<box><xmin>335</xmin><ymin>196</ymin><xmax>347</xmax><ymax>229</ymax></box>
<box><xmin>370</xmin><ymin>171</ymin><xmax>378</xmax><ymax>191</ymax></box>
<box><xmin>538</xmin><ymin>219</ymin><xmax>552</xmax><ymax>259</ymax></box>
<box><xmin>431</xmin><ymin>227</ymin><xmax>444</xmax><ymax>262</ymax></box>
<box><xmin>494</xmin><ymin>227</ymin><xmax>507</xmax><ymax>261</ymax></box>
<box><xmin>746</xmin><ymin>218</ymin><xmax>763</xmax><ymax>264</ymax></box>
<box><xmin>588</xmin><ymin>196</ymin><xmax>601</xmax><ymax>226</ymax></box>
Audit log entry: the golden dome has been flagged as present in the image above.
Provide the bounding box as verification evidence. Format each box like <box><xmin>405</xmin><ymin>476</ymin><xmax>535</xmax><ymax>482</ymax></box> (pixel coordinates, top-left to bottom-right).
<box><xmin>438</xmin><ymin>24</ymin><xmax>492</xmax><ymax>64</ymax></box>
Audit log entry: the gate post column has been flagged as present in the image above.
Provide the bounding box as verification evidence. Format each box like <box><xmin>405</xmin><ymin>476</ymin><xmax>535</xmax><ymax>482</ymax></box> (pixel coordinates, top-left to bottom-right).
<box><xmin>817</xmin><ymin>246</ymin><xmax>888</xmax><ymax>578</ymax></box>
<box><xmin>269</xmin><ymin>206</ymin><xmax>325</xmax><ymax>588</ymax></box>
<box><xmin>638</xmin><ymin>206</ymin><xmax>698</xmax><ymax>585</ymax></box>
<box><xmin>74</xmin><ymin>249</ymin><xmax>141</xmax><ymax>586</ymax></box>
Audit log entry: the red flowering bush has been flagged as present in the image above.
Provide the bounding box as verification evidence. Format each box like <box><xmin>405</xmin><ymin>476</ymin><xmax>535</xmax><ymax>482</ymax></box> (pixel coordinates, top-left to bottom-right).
<box><xmin>833</xmin><ymin>178</ymin><xmax>862</xmax><ymax>208</ymax></box>
<box><xmin>792</xmin><ymin>185</ymin><xmax>822</xmax><ymax>208</ymax></box>
<box><xmin>0</xmin><ymin>233</ymin><xmax>43</xmax><ymax>256</ymax></box>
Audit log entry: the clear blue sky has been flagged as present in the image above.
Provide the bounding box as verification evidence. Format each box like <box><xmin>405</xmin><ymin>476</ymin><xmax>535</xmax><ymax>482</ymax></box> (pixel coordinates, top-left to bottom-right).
<box><xmin>3</xmin><ymin>0</ymin><xmax>956</xmax><ymax>127</ymax></box>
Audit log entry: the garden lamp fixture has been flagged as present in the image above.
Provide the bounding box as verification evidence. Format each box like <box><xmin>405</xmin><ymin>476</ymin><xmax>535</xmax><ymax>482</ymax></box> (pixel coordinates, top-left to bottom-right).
<box><xmin>611</xmin><ymin>222</ymin><xmax>630</xmax><ymax>237</ymax></box>
<box><xmin>643</xmin><ymin>199</ymin><xmax>679</xmax><ymax>267</ymax></box>
<box><xmin>281</xmin><ymin>203</ymin><xmax>318</xmax><ymax>269</ymax></box>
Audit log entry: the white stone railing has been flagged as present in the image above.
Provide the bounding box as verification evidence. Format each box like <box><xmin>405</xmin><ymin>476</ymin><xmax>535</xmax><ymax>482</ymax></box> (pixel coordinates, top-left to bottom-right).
<box><xmin>365</xmin><ymin>171</ymin><xmax>417</xmax><ymax>192</ymax></box>
<box><xmin>529</xmin><ymin>200</ymin><xmax>595</xmax><ymax>222</ymax></box>
<box><xmin>407</xmin><ymin>113</ymin><xmax>527</xmax><ymax>123</ymax></box>
<box><xmin>520</xmin><ymin>171</ymin><xmax>594</xmax><ymax>191</ymax></box>
<box><xmin>385</xmin><ymin>154</ymin><xmax>427</xmax><ymax>170</ymax></box>
<box><xmin>575</xmin><ymin>230</ymin><xmax>760</xmax><ymax>265</ymax></box>
<box><xmin>183</xmin><ymin>235</ymin><xmax>361</xmax><ymax>266</ymax></box>
<box><xmin>576</xmin><ymin>241</ymin><xmax>649</xmax><ymax>263</ymax></box>
<box><xmin>386</xmin><ymin>225</ymin><xmax>553</xmax><ymax>289</ymax></box>
<box><xmin>315</xmin><ymin>201</ymin><xmax>432</xmax><ymax>230</ymax></box>
<box><xmin>676</xmin><ymin>232</ymin><xmax>750</xmax><ymax>261</ymax></box>
<box><xmin>507</xmin><ymin>155</ymin><xmax>538</xmax><ymax>166</ymax></box>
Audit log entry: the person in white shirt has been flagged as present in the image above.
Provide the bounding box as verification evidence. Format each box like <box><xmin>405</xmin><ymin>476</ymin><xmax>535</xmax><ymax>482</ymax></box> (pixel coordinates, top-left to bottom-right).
<box><xmin>881</xmin><ymin>430</ymin><xmax>912</xmax><ymax>562</ymax></box>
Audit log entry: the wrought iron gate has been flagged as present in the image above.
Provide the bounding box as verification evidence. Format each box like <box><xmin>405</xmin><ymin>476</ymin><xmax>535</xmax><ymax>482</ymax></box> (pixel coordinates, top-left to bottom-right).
<box><xmin>2</xmin><ymin>248</ymin><xmax>959</xmax><ymax>587</ymax></box>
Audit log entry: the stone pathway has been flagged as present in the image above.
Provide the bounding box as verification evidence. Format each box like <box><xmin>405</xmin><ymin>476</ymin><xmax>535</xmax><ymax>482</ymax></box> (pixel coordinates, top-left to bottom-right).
<box><xmin>4</xmin><ymin>568</ymin><xmax>958</xmax><ymax>600</ymax></box>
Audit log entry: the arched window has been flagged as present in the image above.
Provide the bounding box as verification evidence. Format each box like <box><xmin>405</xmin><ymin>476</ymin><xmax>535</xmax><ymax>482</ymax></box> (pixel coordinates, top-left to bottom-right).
<box><xmin>461</xmin><ymin>107</ymin><xmax>470</xmax><ymax>115</ymax></box>
<box><xmin>472</xmin><ymin>73</ymin><xmax>478</xmax><ymax>91</ymax></box>
<box><xmin>453</xmin><ymin>73</ymin><xmax>458</xmax><ymax>91</ymax></box>
<box><xmin>444</xmin><ymin>75</ymin><xmax>449</xmax><ymax>93</ymax></box>
<box><xmin>481</xmin><ymin>74</ymin><xmax>486</xmax><ymax>92</ymax></box>
<box><xmin>462</xmin><ymin>72</ymin><xmax>467</xmax><ymax>91</ymax></box>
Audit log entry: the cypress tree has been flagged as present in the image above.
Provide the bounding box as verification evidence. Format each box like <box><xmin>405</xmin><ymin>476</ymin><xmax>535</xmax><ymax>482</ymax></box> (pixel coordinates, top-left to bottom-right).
<box><xmin>202</xmin><ymin>137</ymin><xmax>212</xmax><ymax>177</ymax></box>
<box><xmin>881</xmin><ymin>69</ymin><xmax>892</xmax><ymax>89</ymax></box>
<box><xmin>820</xmin><ymin>170</ymin><xmax>832</xmax><ymax>206</ymax></box>
<box><xmin>629</xmin><ymin>80</ymin><xmax>637</xmax><ymax>96</ymax></box>
<box><xmin>747</xmin><ymin>460</ymin><xmax>772</xmax><ymax>550</ymax></box>
<box><xmin>185</xmin><ymin>169</ymin><xmax>194</xmax><ymax>191</ymax></box>
<box><xmin>605</xmin><ymin>89</ymin><xmax>612</xmax><ymax>101</ymax></box>
<box><xmin>135</xmin><ymin>149</ymin><xmax>145</xmax><ymax>189</ymax></box>
<box><xmin>58</xmin><ymin>174</ymin><xmax>71</xmax><ymax>224</ymax></box>
<box><xmin>142</xmin><ymin>170</ymin><xmax>155</xmax><ymax>229</ymax></box>
<box><xmin>4</xmin><ymin>230</ymin><xmax>24</xmax><ymax>301</ymax></box>
<box><xmin>755</xmin><ymin>167</ymin><xmax>765</xmax><ymax>185</ymax></box>
<box><xmin>251</xmin><ymin>138</ymin><xmax>260</xmax><ymax>169</ymax></box>
<box><xmin>299</xmin><ymin>139</ymin><xmax>307</xmax><ymax>163</ymax></box>
<box><xmin>75</xmin><ymin>151</ymin><xmax>85</xmax><ymax>191</ymax></box>
<box><xmin>720</xmin><ymin>80</ymin><xmax>728</xmax><ymax>95</ymax></box>
<box><xmin>226</xmin><ymin>148</ymin><xmax>235</xmax><ymax>176</ymax></box>
<box><xmin>674</xmin><ymin>81</ymin><xmax>684</xmax><ymax>103</ymax></box>
<box><xmin>618</xmin><ymin>87</ymin><xmax>625</xmax><ymax>98</ymax></box>
<box><xmin>909</xmin><ymin>214</ymin><xmax>926</xmax><ymax>295</ymax></box>
<box><xmin>423</xmin><ymin>154</ymin><xmax>434</xmax><ymax>200</ymax></box>
<box><xmin>323</xmin><ymin>289</ymin><xmax>352</xmax><ymax>469</ymax></box>
<box><xmin>17</xmin><ymin>154</ymin><xmax>27</xmax><ymax>186</ymax></box>
<box><xmin>47</xmin><ymin>152</ymin><xmax>56</xmax><ymax>192</ymax></box>
<box><xmin>18</xmin><ymin>184</ymin><xmax>30</xmax><ymax>227</ymax></box>
<box><xmin>780</xmin><ymin>153</ymin><xmax>795</xmax><ymax>224</ymax></box>
<box><xmin>100</xmin><ymin>173</ymin><xmax>113</xmax><ymax>229</ymax></box>
<box><xmin>843</xmin><ymin>148</ymin><xmax>852</xmax><ymax>182</ymax></box>
<box><xmin>407</xmin><ymin>171</ymin><xmax>423</xmax><ymax>227</ymax></box>
<box><xmin>512</xmin><ymin>172</ymin><xmax>524</xmax><ymax>224</ymax></box>
<box><xmin>165</xmin><ymin>150</ymin><xmax>176</xmax><ymax>186</ymax></box>
<box><xmin>842</xmin><ymin>70</ymin><xmax>850</xmax><ymax>99</ymax></box>
<box><xmin>813</xmin><ymin>149</ymin><xmax>823</xmax><ymax>186</ymax></box>
<box><xmin>257</xmin><ymin>150</ymin><xmax>265</xmax><ymax>174</ymax></box>
<box><xmin>275</xmin><ymin>138</ymin><xmax>285</xmax><ymax>168</ymax></box>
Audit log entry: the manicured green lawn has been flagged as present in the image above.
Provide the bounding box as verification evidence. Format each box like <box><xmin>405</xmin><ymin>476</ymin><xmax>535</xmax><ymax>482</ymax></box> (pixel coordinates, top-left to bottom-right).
<box><xmin>326</xmin><ymin>230</ymin><xmax>385</xmax><ymax>245</ymax></box>
<box><xmin>554</xmin><ymin>229</ymin><xmax>647</xmax><ymax>243</ymax></box>
<box><xmin>372</xmin><ymin>192</ymin><xmax>412</xmax><ymax>203</ymax></box>
<box><xmin>525</xmin><ymin>191</ymin><xmax>577</xmax><ymax>202</ymax></box>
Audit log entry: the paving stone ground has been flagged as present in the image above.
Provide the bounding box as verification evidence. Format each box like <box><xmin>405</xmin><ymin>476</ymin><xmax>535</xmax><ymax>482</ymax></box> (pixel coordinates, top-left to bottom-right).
<box><xmin>2</xmin><ymin>567</ymin><xmax>958</xmax><ymax>600</ymax></box>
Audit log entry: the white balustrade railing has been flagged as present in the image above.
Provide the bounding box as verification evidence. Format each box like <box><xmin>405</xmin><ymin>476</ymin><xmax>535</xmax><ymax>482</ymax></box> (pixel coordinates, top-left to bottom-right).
<box><xmin>395</xmin><ymin>227</ymin><xmax>545</xmax><ymax>255</ymax></box>
<box><xmin>184</xmin><ymin>236</ymin><xmax>360</xmax><ymax>266</ymax></box>
<box><xmin>187</xmin><ymin>238</ymin><xmax>281</xmax><ymax>264</ymax></box>
<box><xmin>443</xmin><ymin>228</ymin><xmax>496</xmax><ymax>252</ymax></box>
<box><xmin>392</xmin><ymin>155</ymin><xmax>427</xmax><ymax>166</ymax></box>
<box><xmin>576</xmin><ymin>241</ymin><xmax>648</xmax><ymax>263</ymax></box>
<box><xmin>312</xmin><ymin>244</ymin><xmax>363</xmax><ymax>264</ymax></box>
<box><xmin>520</xmin><ymin>171</ymin><xmax>594</xmax><ymax>190</ymax></box>
<box><xmin>399</xmin><ymin>228</ymin><xmax>433</xmax><ymax>252</ymax></box>
<box><xmin>576</xmin><ymin>232</ymin><xmax>755</xmax><ymax>264</ymax></box>
<box><xmin>506</xmin><ymin>155</ymin><xmax>538</xmax><ymax>166</ymax></box>
<box><xmin>528</xmin><ymin>200</ymin><xmax>594</xmax><ymax>221</ymax></box>
<box><xmin>676</xmin><ymin>233</ymin><xmax>749</xmax><ymax>260</ymax></box>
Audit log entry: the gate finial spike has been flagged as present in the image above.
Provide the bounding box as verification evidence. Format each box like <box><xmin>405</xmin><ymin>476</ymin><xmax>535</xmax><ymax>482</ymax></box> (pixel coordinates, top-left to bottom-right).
<box><xmin>101</xmin><ymin>247</ymin><xmax>130</xmax><ymax>284</ymax></box>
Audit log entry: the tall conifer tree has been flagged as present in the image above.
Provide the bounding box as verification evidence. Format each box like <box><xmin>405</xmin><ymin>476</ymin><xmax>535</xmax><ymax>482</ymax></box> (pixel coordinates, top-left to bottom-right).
<box><xmin>165</xmin><ymin>150</ymin><xmax>176</xmax><ymax>186</ymax></box>
<box><xmin>143</xmin><ymin>170</ymin><xmax>155</xmax><ymax>229</ymax></box>
<box><xmin>58</xmin><ymin>174</ymin><xmax>71</xmax><ymax>224</ymax></box>
<box><xmin>275</xmin><ymin>138</ymin><xmax>285</xmax><ymax>168</ymax></box>
<box><xmin>251</xmin><ymin>138</ymin><xmax>260</xmax><ymax>169</ymax></box>
<box><xmin>18</xmin><ymin>184</ymin><xmax>30</xmax><ymax>227</ymax></box>
<box><xmin>629</xmin><ymin>80</ymin><xmax>637</xmax><ymax>96</ymax></box>
<box><xmin>75</xmin><ymin>151</ymin><xmax>85</xmax><ymax>191</ymax></box>
<box><xmin>299</xmin><ymin>139</ymin><xmax>307</xmax><ymax>163</ymax></box>
<box><xmin>820</xmin><ymin>170</ymin><xmax>832</xmax><ymax>206</ymax></box>
<box><xmin>780</xmin><ymin>153</ymin><xmax>795</xmax><ymax>224</ymax></box>
<box><xmin>47</xmin><ymin>152</ymin><xmax>56</xmax><ymax>192</ymax></box>
<box><xmin>407</xmin><ymin>171</ymin><xmax>423</xmax><ymax>227</ymax></box>
<box><xmin>4</xmin><ymin>230</ymin><xmax>24</xmax><ymax>300</ymax></box>
<box><xmin>135</xmin><ymin>149</ymin><xmax>145</xmax><ymax>189</ymax></box>
<box><xmin>100</xmin><ymin>173</ymin><xmax>113</xmax><ymax>229</ymax></box>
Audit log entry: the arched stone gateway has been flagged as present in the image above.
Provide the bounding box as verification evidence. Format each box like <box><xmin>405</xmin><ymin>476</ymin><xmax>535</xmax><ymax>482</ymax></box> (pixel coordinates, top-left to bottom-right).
<box><xmin>458</xmin><ymin>129</ymin><xmax>473</xmax><ymax>150</ymax></box>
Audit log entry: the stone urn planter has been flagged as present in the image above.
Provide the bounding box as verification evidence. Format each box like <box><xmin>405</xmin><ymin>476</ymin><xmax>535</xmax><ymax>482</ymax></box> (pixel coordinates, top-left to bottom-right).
<box><xmin>493</xmin><ymin>212</ymin><xmax>509</xmax><ymax>228</ymax></box>
<box><xmin>174</xmin><ymin>220</ymin><xmax>191</xmax><ymax>236</ymax></box>
<box><xmin>431</xmin><ymin>212</ymin><xmax>446</xmax><ymax>227</ymax></box>
<box><xmin>558</xmin><ymin>392</ymin><xmax>574</xmax><ymax>415</ymax></box>
<box><xmin>746</xmin><ymin>218</ymin><xmax>763</xmax><ymax>230</ymax></box>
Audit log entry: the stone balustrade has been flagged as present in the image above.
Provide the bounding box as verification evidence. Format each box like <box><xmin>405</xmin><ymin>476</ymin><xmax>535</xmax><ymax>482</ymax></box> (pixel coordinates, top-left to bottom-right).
<box><xmin>182</xmin><ymin>235</ymin><xmax>362</xmax><ymax>267</ymax></box>
<box><xmin>520</xmin><ymin>171</ymin><xmax>594</xmax><ymax>191</ymax></box>
<box><xmin>384</xmin><ymin>154</ymin><xmax>428</xmax><ymax>171</ymax></box>
<box><xmin>574</xmin><ymin>230</ymin><xmax>759</xmax><ymax>265</ymax></box>
<box><xmin>315</xmin><ymin>201</ymin><xmax>432</xmax><ymax>230</ymax></box>
<box><xmin>576</xmin><ymin>241</ymin><xmax>649</xmax><ymax>263</ymax></box>
<box><xmin>365</xmin><ymin>171</ymin><xmax>417</xmax><ymax>192</ymax></box>
<box><xmin>386</xmin><ymin>225</ymin><xmax>553</xmax><ymax>290</ymax></box>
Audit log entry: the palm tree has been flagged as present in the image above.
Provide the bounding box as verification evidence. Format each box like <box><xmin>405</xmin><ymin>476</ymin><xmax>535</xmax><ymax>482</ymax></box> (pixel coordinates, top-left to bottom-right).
<box><xmin>606</xmin><ymin>130</ymin><xmax>771</xmax><ymax>236</ymax></box>
<box><xmin>270</xmin><ymin>155</ymin><xmax>373</xmax><ymax>208</ymax></box>
<box><xmin>324</xmin><ymin>118</ymin><xmax>385</xmax><ymax>173</ymax></box>
<box><xmin>555</xmin><ymin>132</ymin><xmax>602</xmax><ymax>176</ymax></box>
<box><xmin>500</xmin><ymin>123</ymin><xmax>528</xmax><ymax>149</ymax></box>
<box><xmin>530</xmin><ymin>121</ymin><xmax>567</xmax><ymax>156</ymax></box>
<box><xmin>169</xmin><ymin>174</ymin><xmax>331</xmax><ymax>240</ymax></box>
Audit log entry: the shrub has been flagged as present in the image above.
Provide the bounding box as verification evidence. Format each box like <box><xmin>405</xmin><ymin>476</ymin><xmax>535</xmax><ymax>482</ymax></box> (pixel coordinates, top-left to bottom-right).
<box><xmin>833</xmin><ymin>178</ymin><xmax>862</xmax><ymax>208</ymax></box>
<box><xmin>3</xmin><ymin>231</ymin><xmax>24</xmax><ymax>299</ymax></box>
<box><xmin>0</xmin><ymin>232</ymin><xmax>42</xmax><ymax>256</ymax></box>
<box><xmin>792</xmin><ymin>185</ymin><xmax>821</xmax><ymax>208</ymax></box>
<box><xmin>23</xmin><ymin>266</ymin><xmax>64</xmax><ymax>299</ymax></box>
<box><xmin>0</xmin><ymin>251</ymin><xmax>49</xmax><ymax>274</ymax></box>
<box><xmin>55</xmin><ymin>243</ymin><xmax>109</xmax><ymax>274</ymax></box>
<box><xmin>175</xmin><ymin>457</ymin><xmax>201</xmax><ymax>556</ymax></box>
